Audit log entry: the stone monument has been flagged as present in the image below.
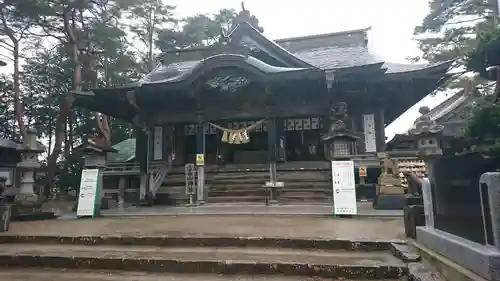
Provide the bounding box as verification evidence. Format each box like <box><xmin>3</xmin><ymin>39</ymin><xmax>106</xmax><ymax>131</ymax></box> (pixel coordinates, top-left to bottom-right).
<box><xmin>0</xmin><ymin>176</ymin><xmax>11</xmax><ymax>232</ymax></box>
<box><xmin>14</xmin><ymin>128</ymin><xmax>45</xmax><ymax>214</ymax></box>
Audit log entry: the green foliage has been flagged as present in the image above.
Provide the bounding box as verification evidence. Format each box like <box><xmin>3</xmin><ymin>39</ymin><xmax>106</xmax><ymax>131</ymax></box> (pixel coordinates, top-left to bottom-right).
<box><xmin>155</xmin><ymin>9</ymin><xmax>238</xmax><ymax>52</ymax></box>
<box><xmin>414</xmin><ymin>0</ymin><xmax>496</xmax><ymax>64</ymax></box>
<box><xmin>0</xmin><ymin>75</ymin><xmax>15</xmax><ymax>139</ymax></box>
<box><xmin>466</xmin><ymin>95</ymin><xmax>500</xmax><ymax>154</ymax></box>
<box><xmin>465</xmin><ymin>25</ymin><xmax>500</xmax><ymax>75</ymax></box>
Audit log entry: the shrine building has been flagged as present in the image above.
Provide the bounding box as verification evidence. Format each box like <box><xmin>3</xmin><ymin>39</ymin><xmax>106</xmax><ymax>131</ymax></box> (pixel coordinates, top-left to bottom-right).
<box><xmin>73</xmin><ymin>20</ymin><xmax>452</xmax><ymax>205</ymax></box>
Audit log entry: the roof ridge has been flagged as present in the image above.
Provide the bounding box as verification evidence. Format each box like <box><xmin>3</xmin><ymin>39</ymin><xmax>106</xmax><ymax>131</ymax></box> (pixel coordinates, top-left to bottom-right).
<box><xmin>274</xmin><ymin>27</ymin><xmax>371</xmax><ymax>43</ymax></box>
<box><xmin>428</xmin><ymin>89</ymin><xmax>465</xmax><ymax>119</ymax></box>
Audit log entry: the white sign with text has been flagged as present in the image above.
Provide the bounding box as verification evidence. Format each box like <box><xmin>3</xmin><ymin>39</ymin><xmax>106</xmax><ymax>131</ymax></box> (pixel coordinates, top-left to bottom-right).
<box><xmin>77</xmin><ymin>169</ymin><xmax>100</xmax><ymax>217</ymax></box>
<box><xmin>331</xmin><ymin>161</ymin><xmax>357</xmax><ymax>215</ymax></box>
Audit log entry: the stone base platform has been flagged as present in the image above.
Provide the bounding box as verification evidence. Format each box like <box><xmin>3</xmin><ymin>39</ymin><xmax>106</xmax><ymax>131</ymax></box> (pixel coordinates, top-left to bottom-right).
<box><xmin>0</xmin><ymin>235</ymin><xmax>407</xmax><ymax>279</ymax></box>
<box><xmin>11</xmin><ymin>212</ymin><xmax>57</xmax><ymax>222</ymax></box>
<box><xmin>373</xmin><ymin>194</ymin><xmax>404</xmax><ymax>210</ymax></box>
<box><xmin>416</xmin><ymin>226</ymin><xmax>500</xmax><ymax>281</ymax></box>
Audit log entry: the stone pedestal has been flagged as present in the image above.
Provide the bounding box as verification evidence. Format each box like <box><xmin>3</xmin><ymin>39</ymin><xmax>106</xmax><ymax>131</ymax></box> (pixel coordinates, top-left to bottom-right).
<box><xmin>374</xmin><ymin>175</ymin><xmax>404</xmax><ymax>210</ymax></box>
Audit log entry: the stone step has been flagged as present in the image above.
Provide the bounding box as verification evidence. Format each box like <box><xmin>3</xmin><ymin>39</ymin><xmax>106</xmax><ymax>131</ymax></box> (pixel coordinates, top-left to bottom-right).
<box><xmin>0</xmin><ymin>269</ymin><xmax>402</xmax><ymax>281</ymax></box>
<box><xmin>0</xmin><ymin>235</ymin><xmax>398</xmax><ymax>249</ymax></box>
<box><xmin>209</xmin><ymin>188</ymin><xmax>332</xmax><ymax>197</ymax></box>
<box><xmin>279</xmin><ymin>194</ymin><xmax>333</xmax><ymax>201</ymax></box>
<box><xmin>208</xmin><ymin>172</ymin><xmax>331</xmax><ymax>182</ymax></box>
<box><xmin>208</xmin><ymin>189</ymin><xmax>267</xmax><ymax>197</ymax></box>
<box><xmin>0</xmin><ymin>244</ymin><xmax>407</xmax><ymax>279</ymax></box>
<box><xmin>209</xmin><ymin>182</ymin><xmax>330</xmax><ymax>191</ymax></box>
<box><xmin>206</xmin><ymin>196</ymin><xmax>265</xmax><ymax>203</ymax></box>
<box><xmin>0</xmin><ymin>235</ymin><xmax>398</xmax><ymax>251</ymax></box>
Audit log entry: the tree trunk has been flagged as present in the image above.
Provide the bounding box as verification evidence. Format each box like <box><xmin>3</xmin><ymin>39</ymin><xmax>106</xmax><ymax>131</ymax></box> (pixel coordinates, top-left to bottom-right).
<box><xmin>41</xmin><ymin>44</ymin><xmax>79</xmax><ymax>188</ymax></box>
<box><xmin>147</xmin><ymin>10</ymin><xmax>154</xmax><ymax>71</ymax></box>
<box><xmin>40</xmin><ymin>7</ymin><xmax>80</xmax><ymax>190</ymax></box>
<box><xmin>12</xmin><ymin>43</ymin><xmax>27</xmax><ymax>142</ymax></box>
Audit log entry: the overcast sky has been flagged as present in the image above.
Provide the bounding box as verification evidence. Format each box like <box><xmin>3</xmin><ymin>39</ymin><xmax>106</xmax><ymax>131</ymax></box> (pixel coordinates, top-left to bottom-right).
<box><xmin>170</xmin><ymin>0</ymin><xmax>453</xmax><ymax>140</ymax></box>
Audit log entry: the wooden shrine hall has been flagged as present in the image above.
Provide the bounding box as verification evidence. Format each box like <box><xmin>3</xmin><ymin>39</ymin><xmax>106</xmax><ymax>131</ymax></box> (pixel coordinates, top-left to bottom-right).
<box><xmin>73</xmin><ymin>19</ymin><xmax>452</xmax><ymax>205</ymax></box>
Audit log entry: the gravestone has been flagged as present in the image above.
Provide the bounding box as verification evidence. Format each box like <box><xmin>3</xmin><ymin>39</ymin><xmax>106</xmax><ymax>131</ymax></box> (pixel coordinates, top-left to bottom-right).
<box><xmin>479</xmin><ymin>173</ymin><xmax>500</xmax><ymax>249</ymax></box>
<box><xmin>417</xmin><ymin>154</ymin><xmax>500</xmax><ymax>281</ymax></box>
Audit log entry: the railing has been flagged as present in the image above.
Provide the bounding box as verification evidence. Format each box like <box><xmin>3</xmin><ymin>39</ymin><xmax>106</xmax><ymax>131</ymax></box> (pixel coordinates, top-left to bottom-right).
<box><xmin>150</xmin><ymin>168</ymin><xmax>168</xmax><ymax>196</ymax></box>
<box><xmin>104</xmin><ymin>161</ymin><xmax>167</xmax><ymax>175</ymax></box>
<box><xmin>103</xmin><ymin>160</ymin><xmax>170</xmax><ymax>199</ymax></box>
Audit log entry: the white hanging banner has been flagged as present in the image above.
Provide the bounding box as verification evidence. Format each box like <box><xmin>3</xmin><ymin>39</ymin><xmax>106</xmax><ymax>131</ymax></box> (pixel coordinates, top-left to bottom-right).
<box><xmin>77</xmin><ymin>169</ymin><xmax>100</xmax><ymax>218</ymax></box>
<box><xmin>363</xmin><ymin>114</ymin><xmax>377</xmax><ymax>153</ymax></box>
<box><xmin>331</xmin><ymin>160</ymin><xmax>357</xmax><ymax>215</ymax></box>
<box><xmin>153</xmin><ymin>126</ymin><xmax>163</xmax><ymax>160</ymax></box>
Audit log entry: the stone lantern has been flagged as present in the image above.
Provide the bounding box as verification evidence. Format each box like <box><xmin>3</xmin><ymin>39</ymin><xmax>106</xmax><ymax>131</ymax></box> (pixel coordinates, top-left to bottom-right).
<box><xmin>79</xmin><ymin>134</ymin><xmax>117</xmax><ymax>212</ymax></box>
<box><xmin>322</xmin><ymin>120</ymin><xmax>358</xmax><ymax>160</ymax></box>
<box><xmin>408</xmin><ymin>106</ymin><xmax>444</xmax><ymax>228</ymax></box>
<box><xmin>15</xmin><ymin>128</ymin><xmax>43</xmax><ymax>205</ymax></box>
<box><xmin>0</xmin><ymin>176</ymin><xmax>10</xmax><ymax>232</ymax></box>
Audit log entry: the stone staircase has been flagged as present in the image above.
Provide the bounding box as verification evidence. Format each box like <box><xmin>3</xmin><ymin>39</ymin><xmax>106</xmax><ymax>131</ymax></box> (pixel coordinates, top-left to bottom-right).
<box><xmin>206</xmin><ymin>166</ymin><xmax>332</xmax><ymax>204</ymax></box>
<box><xmin>157</xmin><ymin>162</ymin><xmax>333</xmax><ymax>205</ymax></box>
<box><xmin>0</xmin><ymin>233</ymin><xmax>444</xmax><ymax>281</ymax></box>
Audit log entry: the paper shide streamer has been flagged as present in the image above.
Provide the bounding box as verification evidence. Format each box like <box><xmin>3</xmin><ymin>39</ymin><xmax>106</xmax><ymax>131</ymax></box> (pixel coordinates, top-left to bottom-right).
<box><xmin>208</xmin><ymin>118</ymin><xmax>268</xmax><ymax>144</ymax></box>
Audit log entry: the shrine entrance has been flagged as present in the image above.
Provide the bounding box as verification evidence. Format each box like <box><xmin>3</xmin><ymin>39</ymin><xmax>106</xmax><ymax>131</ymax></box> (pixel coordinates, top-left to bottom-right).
<box><xmin>181</xmin><ymin>116</ymin><xmax>327</xmax><ymax>165</ymax></box>
<box><xmin>284</xmin><ymin>116</ymin><xmax>325</xmax><ymax>162</ymax></box>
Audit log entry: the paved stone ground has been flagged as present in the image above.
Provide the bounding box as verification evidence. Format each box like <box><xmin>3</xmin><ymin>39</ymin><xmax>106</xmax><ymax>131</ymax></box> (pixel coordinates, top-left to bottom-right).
<box><xmin>43</xmin><ymin>201</ymin><xmax>403</xmax><ymax>218</ymax></box>
<box><xmin>98</xmin><ymin>202</ymin><xmax>403</xmax><ymax>217</ymax></box>
<box><xmin>3</xmin><ymin>215</ymin><xmax>405</xmax><ymax>240</ymax></box>
<box><xmin>0</xmin><ymin>269</ymin><xmax>401</xmax><ymax>281</ymax></box>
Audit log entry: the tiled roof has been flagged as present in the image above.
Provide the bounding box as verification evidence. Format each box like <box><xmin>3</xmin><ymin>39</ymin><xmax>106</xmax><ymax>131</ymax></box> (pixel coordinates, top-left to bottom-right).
<box><xmin>288</xmin><ymin>45</ymin><xmax>448</xmax><ymax>73</ymax></box>
<box><xmin>140</xmin><ymin>54</ymin><xmax>312</xmax><ymax>85</ymax></box>
<box><xmin>0</xmin><ymin>138</ymin><xmax>20</xmax><ymax>150</ymax></box>
<box><xmin>147</xmin><ymin>26</ymin><xmax>449</xmax><ymax>81</ymax></box>
<box><xmin>0</xmin><ymin>138</ymin><xmax>46</xmax><ymax>151</ymax></box>
<box><xmin>292</xmin><ymin>45</ymin><xmax>379</xmax><ymax>69</ymax></box>
<box><xmin>107</xmin><ymin>138</ymin><xmax>136</xmax><ymax>162</ymax></box>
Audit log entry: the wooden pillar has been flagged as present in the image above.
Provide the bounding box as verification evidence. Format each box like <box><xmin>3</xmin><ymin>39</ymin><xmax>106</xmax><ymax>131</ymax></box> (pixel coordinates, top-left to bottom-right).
<box><xmin>135</xmin><ymin>129</ymin><xmax>150</xmax><ymax>202</ymax></box>
<box><xmin>267</xmin><ymin>117</ymin><xmax>278</xmax><ymax>202</ymax></box>
<box><xmin>163</xmin><ymin>124</ymin><xmax>174</xmax><ymax>164</ymax></box>
<box><xmin>215</xmin><ymin>127</ymin><xmax>226</xmax><ymax>165</ymax></box>
<box><xmin>118</xmin><ymin>177</ymin><xmax>126</xmax><ymax>209</ymax></box>
<box><xmin>264</xmin><ymin>84</ymin><xmax>284</xmax><ymax>203</ymax></box>
<box><xmin>173</xmin><ymin>124</ymin><xmax>185</xmax><ymax>165</ymax></box>
<box><xmin>196</xmin><ymin>111</ymin><xmax>206</xmax><ymax>204</ymax></box>
<box><xmin>376</xmin><ymin>107</ymin><xmax>386</xmax><ymax>152</ymax></box>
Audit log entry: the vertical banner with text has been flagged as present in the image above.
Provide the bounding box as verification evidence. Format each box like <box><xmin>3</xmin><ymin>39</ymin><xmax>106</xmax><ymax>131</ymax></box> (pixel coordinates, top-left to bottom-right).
<box><xmin>331</xmin><ymin>160</ymin><xmax>357</xmax><ymax>215</ymax></box>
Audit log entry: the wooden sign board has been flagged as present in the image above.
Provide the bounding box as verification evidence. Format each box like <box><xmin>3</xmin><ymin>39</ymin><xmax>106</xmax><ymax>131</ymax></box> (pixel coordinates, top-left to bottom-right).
<box><xmin>358</xmin><ymin>166</ymin><xmax>367</xmax><ymax>177</ymax></box>
<box><xmin>185</xmin><ymin>164</ymin><xmax>196</xmax><ymax>195</ymax></box>
<box><xmin>196</xmin><ymin>154</ymin><xmax>204</xmax><ymax>166</ymax></box>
